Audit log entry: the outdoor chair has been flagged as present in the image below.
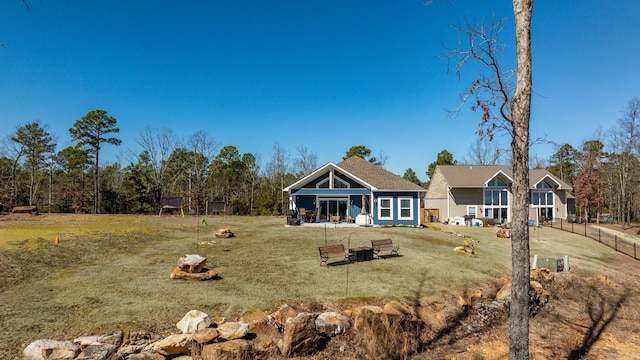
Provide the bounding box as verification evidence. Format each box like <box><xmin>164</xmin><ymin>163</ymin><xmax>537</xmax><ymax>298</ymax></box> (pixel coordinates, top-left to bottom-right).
<box><xmin>308</xmin><ymin>208</ymin><xmax>317</xmax><ymax>223</ymax></box>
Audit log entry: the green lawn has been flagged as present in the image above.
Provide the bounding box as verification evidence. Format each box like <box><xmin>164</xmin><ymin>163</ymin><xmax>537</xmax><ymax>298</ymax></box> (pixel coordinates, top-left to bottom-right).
<box><xmin>0</xmin><ymin>214</ymin><xmax>617</xmax><ymax>357</ymax></box>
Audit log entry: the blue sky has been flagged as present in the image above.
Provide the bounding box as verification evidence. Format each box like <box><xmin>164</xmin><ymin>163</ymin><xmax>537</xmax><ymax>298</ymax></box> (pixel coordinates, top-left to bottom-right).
<box><xmin>1</xmin><ymin>1</ymin><xmax>638</xmax><ymax>181</ymax></box>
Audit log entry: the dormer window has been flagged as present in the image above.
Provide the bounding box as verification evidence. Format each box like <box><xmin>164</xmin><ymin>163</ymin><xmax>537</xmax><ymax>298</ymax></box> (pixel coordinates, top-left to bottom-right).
<box><xmin>487</xmin><ymin>177</ymin><xmax>507</xmax><ymax>187</ymax></box>
<box><xmin>535</xmin><ymin>181</ymin><xmax>553</xmax><ymax>189</ymax></box>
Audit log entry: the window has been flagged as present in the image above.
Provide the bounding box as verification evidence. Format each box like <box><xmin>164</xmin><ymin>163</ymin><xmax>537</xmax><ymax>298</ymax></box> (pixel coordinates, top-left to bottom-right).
<box><xmin>484</xmin><ymin>189</ymin><xmax>508</xmax><ymax>206</ymax></box>
<box><xmin>535</xmin><ymin>181</ymin><xmax>553</xmax><ymax>189</ymax></box>
<box><xmin>487</xmin><ymin>177</ymin><xmax>507</xmax><ymax>187</ymax></box>
<box><xmin>398</xmin><ymin>198</ymin><xmax>413</xmax><ymax>220</ymax></box>
<box><xmin>378</xmin><ymin>197</ymin><xmax>392</xmax><ymax>220</ymax></box>
<box><xmin>317</xmin><ymin>179</ymin><xmax>329</xmax><ymax>188</ymax></box>
<box><xmin>333</xmin><ymin>177</ymin><xmax>349</xmax><ymax>188</ymax></box>
<box><xmin>467</xmin><ymin>206</ymin><xmax>477</xmax><ymax>217</ymax></box>
<box><xmin>532</xmin><ymin>186</ymin><xmax>554</xmax><ymax>220</ymax></box>
<box><xmin>532</xmin><ymin>191</ymin><xmax>553</xmax><ymax>206</ymax></box>
<box><xmin>483</xmin><ymin>189</ymin><xmax>509</xmax><ymax>223</ymax></box>
<box><xmin>317</xmin><ymin>175</ymin><xmax>349</xmax><ymax>189</ymax></box>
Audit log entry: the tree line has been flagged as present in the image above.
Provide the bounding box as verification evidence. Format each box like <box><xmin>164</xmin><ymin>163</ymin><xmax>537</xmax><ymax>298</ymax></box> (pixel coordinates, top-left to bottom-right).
<box><xmin>545</xmin><ymin>97</ymin><xmax>640</xmax><ymax>227</ymax></box>
<box><xmin>3</xmin><ymin>98</ymin><xmax>638</xmax><ymax>219</ymax></box>
<box><xmin>0</xmin><ymin>111</ymin><xmax>391</xmax><ymax>215</ymax></box>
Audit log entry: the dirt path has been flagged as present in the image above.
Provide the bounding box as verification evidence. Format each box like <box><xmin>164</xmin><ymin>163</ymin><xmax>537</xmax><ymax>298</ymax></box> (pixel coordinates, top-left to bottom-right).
<box><xmin>591</xmin><ymin>224</ymin><xmax>640</xmax><ymax>244</ymax></box>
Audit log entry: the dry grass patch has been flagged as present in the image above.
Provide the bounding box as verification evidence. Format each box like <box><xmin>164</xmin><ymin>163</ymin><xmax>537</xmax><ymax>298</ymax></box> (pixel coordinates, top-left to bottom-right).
<box><xmin>0</xmin><ymin>215</ymin><xmax>632</xmax><ymax>358</ymax></box>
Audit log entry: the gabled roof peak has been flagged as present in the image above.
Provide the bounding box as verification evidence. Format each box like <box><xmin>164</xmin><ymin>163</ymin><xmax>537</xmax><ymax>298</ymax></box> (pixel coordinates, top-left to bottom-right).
<box><xmin>284</xmin><ymin>156</ymin><xmax>425</xmax><ymax>192</ymax></box>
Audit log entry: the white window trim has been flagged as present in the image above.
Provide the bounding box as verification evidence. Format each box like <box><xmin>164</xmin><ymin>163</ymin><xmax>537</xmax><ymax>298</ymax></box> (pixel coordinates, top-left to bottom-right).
<box><xmin>316</xmin><ymin>177</ymin><xmax>329</xmax><ymax>189</ymax></box>
<box><xmin>378</xmin><ymin>197</ymin><xmax>393</xmax><ymax>220</ymax></box>
<box><xmin>316</xmin><ymin>174</ymin><xmax>351</xmax><ymax>189</ymax></box>
<box><xmin>467</xmin><ymin>206</ymin><xmax>477</xmax><ymax>217</ymax></box>
<box><xmin>531</xmin><ymin>190</ymin><xmax>554</xmax><ymax>207</ymax></box>
<box><xmin>333</xmin><ymin>175</ymin><xmax>350</xmax><ymax>189</ymax></box>
<box><xmin>483</xmin><ymin>189</ymin><xmax>510</xmax><ymax>223</ymax></box>
<box><xmin>398</xmin><ymin>197</ymin><xmax>413</xmax><ymax>220</ymax></box>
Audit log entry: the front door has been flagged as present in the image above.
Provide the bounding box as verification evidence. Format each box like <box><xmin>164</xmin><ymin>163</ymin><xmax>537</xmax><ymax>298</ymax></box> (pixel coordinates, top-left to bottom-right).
<box><xmin>318</xmin><ymin>198</ymin><xmax>348</xmax><ymax>222</ymax></box>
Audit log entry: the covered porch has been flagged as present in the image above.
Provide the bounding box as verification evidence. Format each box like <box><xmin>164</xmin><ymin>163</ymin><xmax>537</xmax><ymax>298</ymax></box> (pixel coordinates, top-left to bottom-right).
<box><xmin>290</xmin><ymin>191</ymin><xmax>373</xmax><ymax>225</ymax></box>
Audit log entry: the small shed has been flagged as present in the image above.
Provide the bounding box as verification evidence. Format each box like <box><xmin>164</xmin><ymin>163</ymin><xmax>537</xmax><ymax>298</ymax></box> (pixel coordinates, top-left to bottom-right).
<box><xmin>159</xmin><ymin>197</ymin><xmax>185</xmax><ymax>217</ymax></box>
<box><xmin>206</xmin><ymin>201</ymin><xmax>226</xmax><ymax>215</ymax></box>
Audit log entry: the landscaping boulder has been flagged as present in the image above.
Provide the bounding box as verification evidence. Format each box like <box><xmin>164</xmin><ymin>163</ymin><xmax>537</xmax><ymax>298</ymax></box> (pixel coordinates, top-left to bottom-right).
<box><xmin>241</xmin><ymin>311</ymin><xmax>282</xmax><ymax>359</ymax></box>
<box><xmin>383</xmin><ymin>300</ymin><xmax>413</xmax><ymax>317</ymax></box>
<box><xmin>116</xmin><ymin>345</ymin><xmax>145</xmax><ymax>358</ymax></box>
<box><xmin>73</xmin><ymin>335</ymin><xmax>103</xmax><ymax>347</ymax></box>
<box><xmin>152</xmin><ymin>334</ymin><xmax>192</xmax><ymax>356</ymax></box>
<box><xmin>353</xmin><ymin>305</ymin><xmax>383</xmax><ymax>330</ymax></box>
<box><xmin>125</xmin><ymin>352</ymin><xmax>164</xmax><ymax>360</ymax></box>
<box><xmin>74</xmin><ymin>331</ymin><xmax>123</xmax><ymax>347</ymax></box>
<box><xmin>315</xmin><ymin>311</ymin><xmax>351</xmax><ymax>337</ymax></box>
<box><xmin>192</xmin><ymin>328</ymin><xmax>220</xmax><ymax>344</ymax></box>
<box><xmin>201</xmin><ymin>339</ymin><xmax>254</xmax><ymax>360</ymax></box>
<box><xmin>271</xmin><ymin>303</ymin><xmax>302</xmax><ymax>329</ymax></box>
<box><xmin>278</xmin><ymin>312</ymin><xmax>322</xmax><ymax>358</ymax></box>
<box><xmin>530</xmin><ymin>268</ymin><xmax>554</xmax><ymax>283</ymax></box>
<box><xmin>215</xmin><ymin>228</ymin><xmax>234</xmax><ymax>238</ymax></box>
<box><xmin>495</xmin><ymin>280</ymin><xmax>512</xmax><ymax>301</ymax></box>
<box><xmin>177</xmin><ymin>310</ymin><xmax>212</xmax><ymax>334</ymax></box>
<box><xmin>170</xmin><ymin>267</ymin><xmax>219</xmax><ymax>280</ymax></box>
<box><xmin>217</xmin><ymin>321</ymin><xmax>250</xmax><ymax>340</ymax></box>
<box><xmin>415</xmin><ymin>305</ymin><xmax>448</xmax><ymax>334</ymax></box>
<box><xmin>458</xmin><ymin>289</ymin><xmax>484</xmax><ymax>307</ymax></box>
<box><xmin>177</xmin><ymin>254</ymin><xmax>207</xmax><ymax>273</ymax></box>
<box><xmin>75</xmin><ymin>344</ymin><xmax>117</xmax><ymax>359</ymax></box>
<box><xmin>23</xmin><ymin>339</ymin><xmax>79</xmax><ymax>360</ymax></box>
<box><xmin>496</xmin><ymin>228</ymin><xmax>511</xmax><ymax>238</ymax></box>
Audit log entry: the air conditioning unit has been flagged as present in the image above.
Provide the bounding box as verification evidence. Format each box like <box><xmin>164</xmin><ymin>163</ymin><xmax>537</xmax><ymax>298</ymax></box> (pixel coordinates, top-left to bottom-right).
<box><xmin>535</xmin><ymin>257</ymin><xmax>564</xmax><ymax>272</ymax></box>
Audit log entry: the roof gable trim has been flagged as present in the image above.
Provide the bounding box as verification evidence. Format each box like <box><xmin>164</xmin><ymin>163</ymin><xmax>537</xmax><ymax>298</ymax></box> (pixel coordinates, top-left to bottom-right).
<box><xmin>283</xmin><ymin>162</ymin><xmax>335</xmax><ymax>191</ymax></box>
<box><xmin>533</xmin><ymin>174</ymin><xmax>563</xmax><ymax>189</ymax></box>
<box><xmin>484</xmin><ymin>170</ymin><xmax>513</xmax><ymax>186</ymax></box>
<box><xmin>283</xmin><ymin>162</ymin><xmax>375</xmax><ymax>191</ymax></box>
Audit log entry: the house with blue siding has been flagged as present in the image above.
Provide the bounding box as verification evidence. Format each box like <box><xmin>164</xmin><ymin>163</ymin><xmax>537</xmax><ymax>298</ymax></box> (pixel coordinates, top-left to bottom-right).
<box><xmin>283</xmin><ymin>156</ymin><xmax>426</xmax><ymax>226</ymax></box>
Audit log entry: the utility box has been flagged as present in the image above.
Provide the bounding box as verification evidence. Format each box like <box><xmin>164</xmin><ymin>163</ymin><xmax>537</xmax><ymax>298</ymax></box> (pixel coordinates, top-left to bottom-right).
<box><xmin>536</xmin><ymin>257</ymin><xmax>564</xmax><ymax>272</ymax></box>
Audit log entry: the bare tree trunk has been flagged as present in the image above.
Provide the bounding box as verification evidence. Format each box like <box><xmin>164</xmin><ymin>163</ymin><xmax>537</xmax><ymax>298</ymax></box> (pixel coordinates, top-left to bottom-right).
<box><xmin>509</xmin><ymin>0</ymin><xmax>533</xmax><ymax>359</ymax></box>
<box><xmin>29</xmin><ymin>167</ymin><xmax>35</xmax><ymax>206</ymax></box>
<box><xmin>48</xmin><ymin>160</ymin><xmax>52</xmax><ymax>214</ymax></box>
<box><xmin>94</xmin><ymin>154</ymin><xmax>100</xmax><ymax>214</ymax></box>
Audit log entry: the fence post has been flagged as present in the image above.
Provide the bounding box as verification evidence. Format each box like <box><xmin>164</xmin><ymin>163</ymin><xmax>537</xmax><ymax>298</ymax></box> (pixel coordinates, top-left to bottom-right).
<box><xmin>571</xmin><ymin>222</ymin><xmax>574</xmax><ymax>233</ymax></box>
<box><xmin>584</xmin><ymin>221</ymin><xmax>587</xmax><ymax>236</ymax></box>
<box><xmin>598</xmin><ymin>228</ymin><xmax>601</xmax><ymax>242</ymax></box>
<box><xmin>615</xmin><ymin>235</ymin><xmax>618</xmax><ymax>251</ymax></box>
<box><xmin>635</xmin><ymin>243</ymin><xmax>637</xmax><ymax>259</ymax></box>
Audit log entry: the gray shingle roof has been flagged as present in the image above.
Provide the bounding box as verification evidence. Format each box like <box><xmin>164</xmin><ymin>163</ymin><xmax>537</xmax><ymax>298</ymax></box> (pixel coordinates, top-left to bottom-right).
<box><xmin>436</xmin><ymin>165</ymin><xmax>572</xmax><ymax>189</ymax></box>
<box><xmin>436</xmin><ymin>165</ymin><xmax>511</xmax><ymax>187</ymax></box>
<box><xmin>337</xmin><ymin>156</ymin><xmax>425</xmax><ymax>191</ymax></box>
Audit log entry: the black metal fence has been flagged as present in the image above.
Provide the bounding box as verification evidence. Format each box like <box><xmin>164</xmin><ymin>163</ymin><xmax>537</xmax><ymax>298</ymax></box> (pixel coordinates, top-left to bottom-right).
<box><xmin>548</xmin><ymin>219</ymin><xmax>640</xmax><ymax>260</ymax></box>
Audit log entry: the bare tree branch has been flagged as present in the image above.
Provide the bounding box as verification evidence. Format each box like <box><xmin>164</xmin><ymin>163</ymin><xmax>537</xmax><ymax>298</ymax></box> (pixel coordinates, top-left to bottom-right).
<box><xmin>444</xmin><ymin>16</ymin><xmax>515</xmax><ymax>141</ymax></box>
